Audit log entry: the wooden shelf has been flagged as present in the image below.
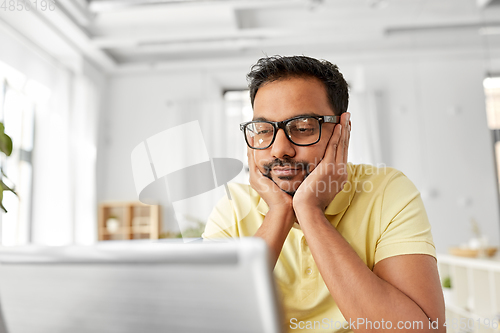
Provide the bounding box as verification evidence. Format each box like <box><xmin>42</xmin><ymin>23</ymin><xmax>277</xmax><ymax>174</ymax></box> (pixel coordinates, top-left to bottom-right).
<box><xmin>98</xmin><ymin>201</ymin><xmax>161</xmax><ymax>241</ymax></box>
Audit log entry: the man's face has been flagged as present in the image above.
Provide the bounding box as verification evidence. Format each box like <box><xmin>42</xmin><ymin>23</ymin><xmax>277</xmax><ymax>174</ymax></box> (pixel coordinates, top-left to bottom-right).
<box><xmin>252</xmin><ymin>77</ymin><xmax>336</xmax><ymax>195</ymax></box>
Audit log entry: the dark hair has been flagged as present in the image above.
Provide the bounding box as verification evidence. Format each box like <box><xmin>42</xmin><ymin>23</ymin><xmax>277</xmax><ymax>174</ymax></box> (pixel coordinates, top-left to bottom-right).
<box><xmin>247</xmin><ymin>55</ymin><xmax>349</xmax><ymax>115</ymax></box>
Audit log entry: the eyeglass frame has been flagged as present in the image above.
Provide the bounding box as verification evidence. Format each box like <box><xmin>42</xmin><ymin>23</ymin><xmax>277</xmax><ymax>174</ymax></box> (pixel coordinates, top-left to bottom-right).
<box><xmin>240</xmin><ymin>115</ymin><xmax>341</xmax><ymax>150</ymax></box>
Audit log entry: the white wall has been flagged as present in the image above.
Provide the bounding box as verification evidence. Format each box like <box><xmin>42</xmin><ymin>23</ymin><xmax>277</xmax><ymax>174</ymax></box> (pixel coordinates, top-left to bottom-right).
<box><xmin>356</xmin><ymin>57</ymin><xmax>499</xmax><ymax>253</ymax></box>
<box><xmin>99</xmin><ymin>51</ymin><xmax>500</xmax><ymax>253</ymax></box>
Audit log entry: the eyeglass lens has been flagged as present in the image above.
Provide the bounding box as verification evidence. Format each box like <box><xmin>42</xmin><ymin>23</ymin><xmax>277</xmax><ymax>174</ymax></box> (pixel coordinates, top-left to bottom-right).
<box><xmin>245</xmin><ymin>117</ymin><xmax>321</xmax><ymax>148</ymax></box>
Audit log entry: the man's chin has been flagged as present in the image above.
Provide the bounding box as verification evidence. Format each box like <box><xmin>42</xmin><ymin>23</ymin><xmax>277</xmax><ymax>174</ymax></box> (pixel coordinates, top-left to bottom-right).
<box><xmin>274</xmin><ymin>180</ymin><xmax>302</xmax><ymax>197</ymax></box>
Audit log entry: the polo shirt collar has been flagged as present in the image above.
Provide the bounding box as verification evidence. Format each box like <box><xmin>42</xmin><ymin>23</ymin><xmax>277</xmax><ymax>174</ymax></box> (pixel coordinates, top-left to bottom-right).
<box><xmin>255</xmin><ymin>162</ymin><xmax>356</xmax><ymax>217</ymax></box>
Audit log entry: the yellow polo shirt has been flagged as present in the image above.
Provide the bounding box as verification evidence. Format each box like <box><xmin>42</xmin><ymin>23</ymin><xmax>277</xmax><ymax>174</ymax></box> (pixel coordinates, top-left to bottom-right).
<box><xmin>202</xmin><ymin>163</ymin><xmax>436</xmax><ymax>333</ymax></box>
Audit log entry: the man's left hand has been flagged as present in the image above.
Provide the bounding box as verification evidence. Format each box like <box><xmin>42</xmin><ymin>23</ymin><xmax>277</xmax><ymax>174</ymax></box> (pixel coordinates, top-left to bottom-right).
<box><xmin>292</xmin><ymin>112</ymin><xmax>351</xmax><ymax>212</ymax></box>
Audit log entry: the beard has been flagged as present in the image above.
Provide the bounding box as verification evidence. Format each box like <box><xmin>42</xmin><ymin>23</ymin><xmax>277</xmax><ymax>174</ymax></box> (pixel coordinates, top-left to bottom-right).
<box><xmin>261</xmin><ymin>158</ymin><xmax>313</xmax><ymax>196</ymax></box>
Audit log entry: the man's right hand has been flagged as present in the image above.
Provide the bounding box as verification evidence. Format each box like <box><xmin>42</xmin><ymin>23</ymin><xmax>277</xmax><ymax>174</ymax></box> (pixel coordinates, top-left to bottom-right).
<box><xmin>247</xmin><ymin>147</ymin><xmax>296</xmax><ymax>265</ymax></box>
<box><xmin>247</xmin><ymin>147</ymin><xmax>294</xmax><ymax>211</ymax></box>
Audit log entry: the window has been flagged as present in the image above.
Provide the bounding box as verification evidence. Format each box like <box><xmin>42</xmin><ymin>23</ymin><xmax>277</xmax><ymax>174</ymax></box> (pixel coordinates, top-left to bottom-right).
<box><xmin>223</xmin><ymin>90</ymin><xmax>252</xmax><ymax>184</ymax></box>
<box><xmin>0</xmin><ymin>61</ymin><xmax>46</xmax><ymax>246</ymax></box>
<box><xmin>484</xmin><ymin>76</ymin><xmax>500</xmax><ymax>210</ymax></box>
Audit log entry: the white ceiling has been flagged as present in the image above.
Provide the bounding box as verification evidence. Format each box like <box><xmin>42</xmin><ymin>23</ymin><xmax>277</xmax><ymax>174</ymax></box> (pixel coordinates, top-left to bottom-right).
<box><xmin>1</xmin><ymin>0</ymin><xmax>500</xmax><ymax>72</ymax></box>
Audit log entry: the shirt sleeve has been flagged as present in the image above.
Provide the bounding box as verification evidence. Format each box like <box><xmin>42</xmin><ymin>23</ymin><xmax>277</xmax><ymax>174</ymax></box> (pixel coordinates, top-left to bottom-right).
<box><xmin>374</xmin><ymin>171</ymin><xmax>437</xmax><ymax>265</ymax></box>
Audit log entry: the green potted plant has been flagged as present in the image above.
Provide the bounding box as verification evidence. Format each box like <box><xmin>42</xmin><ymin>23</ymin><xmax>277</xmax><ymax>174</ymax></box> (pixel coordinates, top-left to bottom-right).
<box><xmin>0</xmin><ymin>122</ymin><xmax>16</xmax><ymax>212</ymax></box>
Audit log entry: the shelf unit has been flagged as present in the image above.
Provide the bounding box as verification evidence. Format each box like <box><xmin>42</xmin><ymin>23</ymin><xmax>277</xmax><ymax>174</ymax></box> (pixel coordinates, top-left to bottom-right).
<box><xmin>97</xmin><ymin>201</ymin><xmax>161</xmax><ymax>241</ymax></box>
<box><xmin>437</xmin><ymin>253</ymin><xmax>500</xmax><ymax>333</ymax></box>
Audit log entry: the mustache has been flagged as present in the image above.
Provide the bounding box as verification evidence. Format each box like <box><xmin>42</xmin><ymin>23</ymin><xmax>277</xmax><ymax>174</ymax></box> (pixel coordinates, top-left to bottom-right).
<box><xmin>262</xmin><ymin>159</ymin><xmax>311</xmax><ymax>175</ymax></box>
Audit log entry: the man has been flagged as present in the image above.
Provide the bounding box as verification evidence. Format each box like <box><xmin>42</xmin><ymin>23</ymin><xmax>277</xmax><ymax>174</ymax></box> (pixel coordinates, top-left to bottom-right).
<box><xmin>203</xmin><ymin>55</ymin><xmax>445</xmax><ymax>332</ymax></box>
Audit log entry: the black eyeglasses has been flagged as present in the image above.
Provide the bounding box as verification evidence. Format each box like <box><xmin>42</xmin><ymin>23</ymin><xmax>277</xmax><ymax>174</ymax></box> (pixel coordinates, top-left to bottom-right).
<box><xmin>240</xmin><ymin>115</ymin><xmax>340</xmax><ymax>150</ymax></box>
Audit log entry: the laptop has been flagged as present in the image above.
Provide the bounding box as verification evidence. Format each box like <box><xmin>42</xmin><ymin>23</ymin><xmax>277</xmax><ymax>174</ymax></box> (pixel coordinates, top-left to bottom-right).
<box><xmin>0</xmin><ymin>238</ymin><xmax>283</xmax><ymax>333</ymax></box>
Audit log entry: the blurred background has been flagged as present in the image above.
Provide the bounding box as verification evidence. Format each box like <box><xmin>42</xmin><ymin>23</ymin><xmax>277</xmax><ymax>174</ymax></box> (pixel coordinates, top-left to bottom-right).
<box><xmin>0</xmin><ymin>0</ymin><xmax>499</xmax><ymax>253</ymax></box>
<box><xmin>2</xmin><ymin>0</ymin><xmax>500</xmax><ymax>326</ymax></box>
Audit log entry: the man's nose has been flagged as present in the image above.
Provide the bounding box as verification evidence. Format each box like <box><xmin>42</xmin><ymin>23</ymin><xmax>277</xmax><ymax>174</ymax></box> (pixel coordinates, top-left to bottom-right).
<box><xmin>271</xmin><ymin>128</ymin><xmax>295</xmax><ymax>159</ymax></box>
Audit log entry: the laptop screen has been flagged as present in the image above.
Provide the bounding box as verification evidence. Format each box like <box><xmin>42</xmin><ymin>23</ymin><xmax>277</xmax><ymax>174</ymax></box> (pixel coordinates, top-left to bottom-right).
<box><xmin>0</xmin><ymin>238</ymin><xmax>283</xmax><ymax>333</ymax></box>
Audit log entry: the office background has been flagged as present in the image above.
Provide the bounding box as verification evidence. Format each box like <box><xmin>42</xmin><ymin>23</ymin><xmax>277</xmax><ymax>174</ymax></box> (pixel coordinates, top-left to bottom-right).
<box><xmin>0</xmin><ymin>0</ymin><xmax>499</xmax><ymax>256</ymax></box>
